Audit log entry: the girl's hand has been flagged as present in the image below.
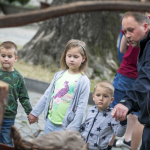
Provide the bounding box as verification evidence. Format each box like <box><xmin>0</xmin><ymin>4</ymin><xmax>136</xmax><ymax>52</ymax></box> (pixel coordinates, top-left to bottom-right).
<box><xmin>27</xmin><ymin>113</ymin><xmax>39</xmax><ymax>124</ymax></box>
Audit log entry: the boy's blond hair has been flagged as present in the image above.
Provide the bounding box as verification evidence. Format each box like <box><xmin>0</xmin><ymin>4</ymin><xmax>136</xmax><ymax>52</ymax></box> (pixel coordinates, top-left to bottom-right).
<box><xmin>94</xmin><ymin>81</ymin><xmax>114</xmax><ymax>97</ymax></box>
<box><xmin>60</xmin><ymin>39</ymin><xmax>88</xmax><ymax>73</ymax></box>
<box><xmin>0</xmin><ymin>41</ymin><xmax>17</xmax><ymax>56</ymax></box>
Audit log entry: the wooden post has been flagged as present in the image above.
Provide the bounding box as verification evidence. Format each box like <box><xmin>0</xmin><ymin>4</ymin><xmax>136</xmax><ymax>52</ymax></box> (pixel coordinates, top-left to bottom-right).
<box><xmin>0</xmin><ymin>81</ymin><xmax>8</xmax><ymax>133</ymax></box>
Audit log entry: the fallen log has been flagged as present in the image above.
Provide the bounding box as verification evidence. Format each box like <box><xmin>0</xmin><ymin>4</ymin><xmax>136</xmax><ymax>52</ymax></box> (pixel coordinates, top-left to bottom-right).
<box><xmin>0</xmin><ymin>1</ymin><xmax>150</xmax><ymax>28</ymax></box>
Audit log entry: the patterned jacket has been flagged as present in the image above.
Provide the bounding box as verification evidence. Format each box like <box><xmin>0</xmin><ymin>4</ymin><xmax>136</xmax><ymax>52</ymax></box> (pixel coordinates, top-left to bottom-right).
<box><xmin>80</xmin><ymin>106</ymin><xmax>127</xmax><ymax>150</ymax></box>
<box><xmin>0</xmin><ymin>68</ymin><xmax>32</xmax><ymax>119</ymax></box>
<box><xmin>31</xmin><ymin>70</ymin><xmax>90</xmax><ymax>131</ymax></box>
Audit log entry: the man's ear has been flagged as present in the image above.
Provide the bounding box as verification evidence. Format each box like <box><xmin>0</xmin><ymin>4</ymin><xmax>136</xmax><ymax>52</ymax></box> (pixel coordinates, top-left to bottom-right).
<box><xmin>143</xmin><ymin>23</ymin><xmax>149</xmax><ymax>34</ymax></box>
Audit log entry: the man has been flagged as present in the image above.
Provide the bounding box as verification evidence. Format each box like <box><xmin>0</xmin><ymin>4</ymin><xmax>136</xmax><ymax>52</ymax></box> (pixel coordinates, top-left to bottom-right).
<box><xmin>111</xmin><ymin>12</ymin><xmax>150</xmax><ymax>150</ymax></box>
<box><xmin>109</xmin><ymin>32</ymin><xmax>143</xmax><ymax>150</ymax></box>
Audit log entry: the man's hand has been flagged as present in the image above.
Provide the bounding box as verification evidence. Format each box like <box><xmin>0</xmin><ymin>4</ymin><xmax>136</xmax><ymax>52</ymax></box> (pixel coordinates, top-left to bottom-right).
<box><xmin>111</xmin><ymin>104</ymin><xmax>129</xmax><ymax>121</ymax></box>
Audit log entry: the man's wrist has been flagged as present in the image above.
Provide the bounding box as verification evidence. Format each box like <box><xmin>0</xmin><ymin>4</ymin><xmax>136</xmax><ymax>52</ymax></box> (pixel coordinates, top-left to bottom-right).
<box><xmin>120</xmin><ymin>119</ymin><xmax>127</xmax><ymax>126</ymax></box>
<box><xmin>119</xmin><ymin>99</ymin><xmax>132</xmax><ymax>114</ymax></box>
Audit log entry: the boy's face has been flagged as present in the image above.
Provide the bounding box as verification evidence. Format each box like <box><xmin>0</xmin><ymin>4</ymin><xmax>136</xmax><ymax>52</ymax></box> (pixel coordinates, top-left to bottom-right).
<box><xmin>93</xmin><ymin>86</ymin><xmax>114</xmax><ymax>111</ymax></box>
<box><xmin>0</xmin><ymin>48</ymin><xmax>18</xmax><ymax>71</ymax></box>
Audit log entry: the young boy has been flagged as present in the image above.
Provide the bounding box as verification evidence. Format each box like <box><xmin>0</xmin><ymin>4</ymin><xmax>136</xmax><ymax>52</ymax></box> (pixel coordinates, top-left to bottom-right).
<box><xmin>80</xmin><ymin>81</ymin><xmax>127</xmax><ymax>150</ymax></box>
<box><xmin>0</xmin><ymin>41</ymin><xmax>32</xmax><ymax>146</ymax></box>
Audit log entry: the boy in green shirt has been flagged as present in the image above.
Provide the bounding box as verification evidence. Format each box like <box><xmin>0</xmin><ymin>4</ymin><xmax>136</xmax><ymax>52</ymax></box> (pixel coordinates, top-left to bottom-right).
<box><xmin>0</xmin><ymin>41</ymin><xmax>32</xmax><ymax>146</ymax></box>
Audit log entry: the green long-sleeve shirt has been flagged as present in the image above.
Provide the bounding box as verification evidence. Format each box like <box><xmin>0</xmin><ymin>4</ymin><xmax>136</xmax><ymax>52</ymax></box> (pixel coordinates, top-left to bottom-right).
<box><xmin>0</xmin><ymin>68</ymin><xmax>32</xmax><ymax>119</ymax></box>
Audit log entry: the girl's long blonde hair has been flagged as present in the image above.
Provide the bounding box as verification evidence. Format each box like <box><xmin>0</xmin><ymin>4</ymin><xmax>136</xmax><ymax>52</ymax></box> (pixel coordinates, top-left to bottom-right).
<box><xmin>60</xmin><ymin>39</ymin><xmax>88</xmax><ymax>73</ymax></box>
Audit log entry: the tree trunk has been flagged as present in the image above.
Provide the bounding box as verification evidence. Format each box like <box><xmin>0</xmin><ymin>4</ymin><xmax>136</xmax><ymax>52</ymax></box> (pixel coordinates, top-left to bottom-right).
<box><xmin>18</xmin><ymin>0</ymin><xmax>121</xmax><ymax>80</ymax></box>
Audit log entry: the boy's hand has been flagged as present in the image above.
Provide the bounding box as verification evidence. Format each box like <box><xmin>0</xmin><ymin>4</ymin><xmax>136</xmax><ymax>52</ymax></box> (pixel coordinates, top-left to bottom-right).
<box><xmin>27</xmin><ymin>113</ymin><xmax>39</xmax><ymax>124</ymax></box>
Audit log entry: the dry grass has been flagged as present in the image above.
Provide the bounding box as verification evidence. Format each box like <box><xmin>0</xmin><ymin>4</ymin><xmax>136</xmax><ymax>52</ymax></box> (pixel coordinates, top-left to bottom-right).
<box><xmin>0</xmin><ymin>59</ymin><xmax>97</xmax><ymax>92</ymax></box>
<box><xmin>0</xmin><ymin>60</ymin><xmax>58</xmax><ymax>83</ymax></box>
<box><xmin>15</xmin><ymin>60</ymin><xmax>59</xmax><ymax>82</ymax></box>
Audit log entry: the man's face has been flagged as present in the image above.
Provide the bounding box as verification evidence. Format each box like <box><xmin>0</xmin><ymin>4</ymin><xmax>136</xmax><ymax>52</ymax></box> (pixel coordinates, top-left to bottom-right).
<box><xmin>122</xmin><ymin>16</ymin><xmax>147</xmax><ymax>47</ymax></box>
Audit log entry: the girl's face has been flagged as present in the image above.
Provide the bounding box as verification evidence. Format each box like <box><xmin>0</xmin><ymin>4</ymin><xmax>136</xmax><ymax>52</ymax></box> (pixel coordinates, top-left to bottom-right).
<box><xmin>65</xmin><ymin>47</ymin><xmax>85</xmax><ymax>74</ymax></box>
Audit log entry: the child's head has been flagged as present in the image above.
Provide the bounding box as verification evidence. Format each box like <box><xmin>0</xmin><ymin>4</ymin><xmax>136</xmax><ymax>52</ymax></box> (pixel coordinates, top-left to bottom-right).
<box><xmin>60</xmin><ymin>39</ymin><xmax>88</xmax><ymax>73</ymax></box>
<box><xmin>93</xmin><ymin>81</ymin><xmax>114</xmax><ymax>111</ymax></box>
<box><xmin>0</xmin><ymin>41</ymin><xmax>18</xmax><ymax>71</ymax></box>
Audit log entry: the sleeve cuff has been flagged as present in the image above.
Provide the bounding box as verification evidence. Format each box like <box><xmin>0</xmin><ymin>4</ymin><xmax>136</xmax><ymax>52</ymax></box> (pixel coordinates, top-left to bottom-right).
<box><xmin>121</xmin><ymin>30</ymin><xmax>125</xmax><ymax>35</ymax></box>
<box><xmin>120</xmin><ymin>119</ymin><xmax>127</xmax><ymax>126</ymax></box>
<box><xmin>119</xmin><ymin>99</ymin><xmax>133</xmax><ymax>114</ymax></box>
<box><xmin>31</xmin><ymin>111</ymin><xmax>38</xmax><ymax>117</ymax></box>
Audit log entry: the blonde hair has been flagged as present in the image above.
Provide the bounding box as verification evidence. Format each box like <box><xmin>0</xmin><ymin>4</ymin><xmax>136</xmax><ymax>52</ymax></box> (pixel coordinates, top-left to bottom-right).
<box><xmin>60</xmin><ymin>39</ymin><xmax>88</xmax><ymax>73</ymax></box>
<box><xmin>123</xmin><ymin>12</ymin><xmax>150</xmax><ymax>26</ymax></box>
<box><xmin>0</xmin><ymin>41</ymin><xmax>17</xmax><ymax>56</ymax></box>
<box><xmin>94</xmin><ymin>81</ymin><xmax>114</xmax><ymax>97</ymax></box>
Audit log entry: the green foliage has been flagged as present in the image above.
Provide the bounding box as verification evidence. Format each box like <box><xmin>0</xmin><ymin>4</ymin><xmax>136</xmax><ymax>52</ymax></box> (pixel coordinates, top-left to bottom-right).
<box><xmin>6</xmin><ymin>0</ymin><xmax>16</xmax><ymax>3</ymax></box>
<box><xmin>17</xmin><ymin>0</ymin><xmax>30</xmax><ymax>5</ymax></box>
<box><xmin>90</xmin><ymin>80</ymin><xmax>99</xmax><ymax>93</ymax></box>
<box><xmin>21</xmin><ymin>121</ymin><xmax>27</xmax><ymax>124</ymax></box>
<box><xmin>3</xmin><ymin>0</ymin><xmax>30</xmax><ymax>5</ymax></box>
<box><xmin>94</xmin><ymin>69</ymin><xmax>101</xmax><ymax>76</ymax></box>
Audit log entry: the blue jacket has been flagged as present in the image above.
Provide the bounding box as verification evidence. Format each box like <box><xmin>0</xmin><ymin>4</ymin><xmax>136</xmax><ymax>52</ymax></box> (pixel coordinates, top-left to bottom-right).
<box><xmin>80</xmin><ymin>106</ymin><xmax>127</xmax><ymax>150</ymax></box>
<box><xmin>31</xmin><ymin>70</ymin><xmax>90</xmax><ymax>131</ymax></box>
<box><xmin>120</xmin><ymin>31</ymin><xmax>150</xmax><ymax>127</ymax></box>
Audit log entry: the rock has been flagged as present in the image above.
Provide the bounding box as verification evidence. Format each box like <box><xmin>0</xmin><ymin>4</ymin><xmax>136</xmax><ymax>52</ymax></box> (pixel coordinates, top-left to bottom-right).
<box><xmin>103</xmin><ymin>70</ymin><xmax>111</xmax><ymax>80</ymax></box>
<box><xmin>94</xmin><ymin>76</ymin><xmax>101</xmax><ymax>81</ymax></box>
<box><xmin>106</xmin><ymin>59</ymin><xmax>118</xmax><ymax>71</ymax></box>
<box><xmin>86</xmin><ymin>67</ymin><xmax>94</xmax><ymax>79</ymax></box>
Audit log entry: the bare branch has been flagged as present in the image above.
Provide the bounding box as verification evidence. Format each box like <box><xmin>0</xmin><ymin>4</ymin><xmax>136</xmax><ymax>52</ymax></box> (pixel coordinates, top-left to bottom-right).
<box><xmin>0</xmin><ymin>1</ymin><xmax>150</xmax><ymax>27</ymax></box>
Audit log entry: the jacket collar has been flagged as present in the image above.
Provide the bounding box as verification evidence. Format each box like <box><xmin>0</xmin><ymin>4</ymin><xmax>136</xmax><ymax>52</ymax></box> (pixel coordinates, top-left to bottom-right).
<box><xmin>139</xmin><ymin>30</ymin><xmax>150</xmax><ymax>59</ymax></box>
<box><xmin>94</xmin><ymin>105</ymin><xmax>112</xmax><ymax>113</ymax></box>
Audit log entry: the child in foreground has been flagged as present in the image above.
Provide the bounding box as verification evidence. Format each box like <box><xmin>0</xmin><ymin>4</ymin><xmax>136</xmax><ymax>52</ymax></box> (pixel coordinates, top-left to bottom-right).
<box><xmin>80</xmin><ymin>82</ymin><xmax>127</xmax><ymax>150</ymax></box>
<box><xmin>28</xmin><ymin>39</ymin><xmax>90</xmax><ymax>133</ymax></box>
<box><xmin>0</xmin><ymin>41</ymin><xmax>32</xmax><ymax>146</ymax></box>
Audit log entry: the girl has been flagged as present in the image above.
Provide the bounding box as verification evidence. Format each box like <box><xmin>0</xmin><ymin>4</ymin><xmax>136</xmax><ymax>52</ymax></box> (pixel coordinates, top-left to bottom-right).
<box><xmin>28</xmin><ymin>39</ymin><xmax>90</xmax><ymax>134</ymax></box>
